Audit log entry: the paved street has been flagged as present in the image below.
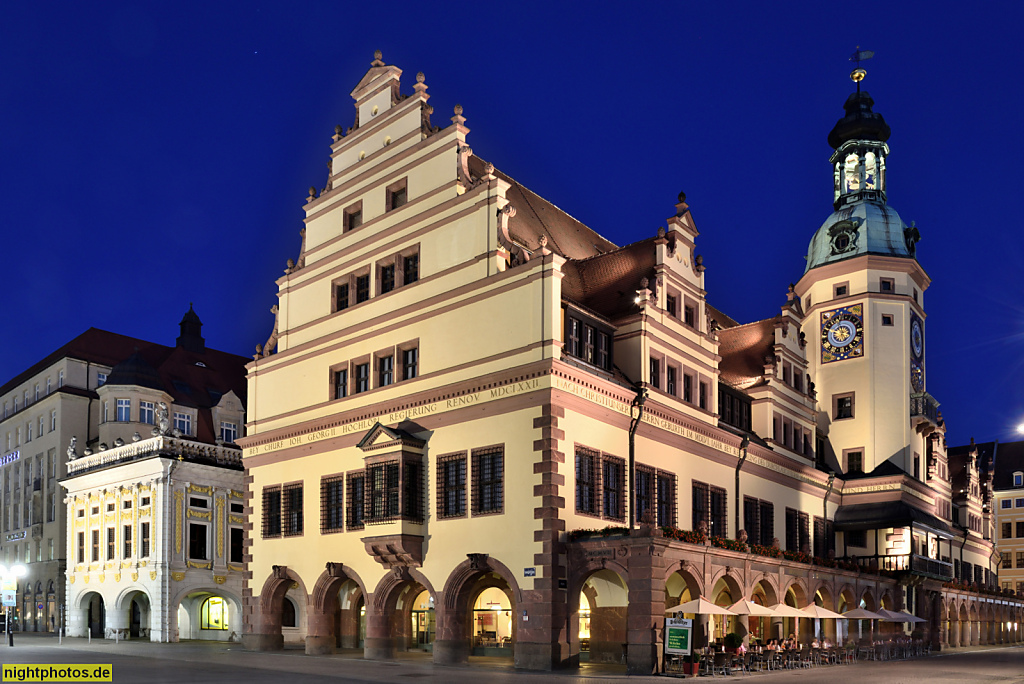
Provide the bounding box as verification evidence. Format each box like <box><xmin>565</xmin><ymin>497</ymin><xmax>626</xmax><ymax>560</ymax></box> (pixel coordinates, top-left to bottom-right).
<box><xmin>0</xmin><ymin>636</ymin><xmax>1021</xmax><ymax>683</ymax></box>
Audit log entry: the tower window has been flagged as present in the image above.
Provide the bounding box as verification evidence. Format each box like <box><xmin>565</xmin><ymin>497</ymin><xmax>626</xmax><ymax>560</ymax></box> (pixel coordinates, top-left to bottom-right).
<box><xmin>833</xmin><ymin>283</ymin><xmax>849</xmax><ymax>298</ymax></box>
<box><xmin>881</xmin><ymin>313</ymin><xmax>894</xmax><ymax>326</ymax></box>
<box><xmin>833</xmin><ymin>392</ymin><xmax>855</xmax><ymax>420</ymax></box>
<box><xmin>880</xmin><ymin>277</ymin><xmax>894</xmax><ymax>292</ymax></box>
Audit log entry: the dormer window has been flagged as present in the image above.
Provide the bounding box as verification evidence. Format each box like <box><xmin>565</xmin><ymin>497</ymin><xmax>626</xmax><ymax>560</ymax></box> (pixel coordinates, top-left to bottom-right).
<box><xmin>1014</xmin><ymin>471</ymin><xmax>1023</xmax><ymax>487</ymax></box>
<box><xmin>563</xmin><ymin>308</ymin><xmax>613</xmax><ymax>371</ymax></box>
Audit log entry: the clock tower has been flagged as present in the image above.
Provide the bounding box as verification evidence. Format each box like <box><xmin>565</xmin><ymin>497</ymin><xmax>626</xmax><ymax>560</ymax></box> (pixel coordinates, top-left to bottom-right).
<box><xmin>795</xmin><ymin>72</ymin><xmax>935</xmax><ymax>479</ymax></box>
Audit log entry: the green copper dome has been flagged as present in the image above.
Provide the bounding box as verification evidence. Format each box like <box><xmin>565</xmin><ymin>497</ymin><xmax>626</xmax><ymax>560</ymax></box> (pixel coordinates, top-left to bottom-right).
<box><xmin>804</xmin><ymin>200</ymin><xmax>918</xmax><ymax>273</ymax></box>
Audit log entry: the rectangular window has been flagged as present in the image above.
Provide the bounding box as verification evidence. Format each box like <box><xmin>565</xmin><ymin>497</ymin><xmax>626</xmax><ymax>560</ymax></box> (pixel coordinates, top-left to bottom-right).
<box><xmin>347</xmin><ymin>473</ymin><xmax>365</xmax><ymax>529</ymax></box>
<box><xmin>1017</xmin><ymin>497</ymin><xmax>1024</xmax><ymax>507</ymax></box>
<box><xmin>283</xmin><ymin>484</ymin><xmax>303</xmax><ymax>536</ymax></box>
<box><xmin>50</xmin><ymin>409</ymin><xmax>56</xmax><ymax>431</ymax></box>
<box><xmin>123</xmin><ymin>524</ymin><xmax>132</xmax><ymax>558</ymax></box>
<box><xmin>880</xmin><ymin>277</ymin><xmax>894</xmax><ymax>292</ymax></box>
<box><xmin>262</xmin><ymin>487</ymin><xmax>282</xmax><ymax>538</ymax></box>
<box><xmin>595</xmin><ymin>332</ymin><xmax>610</xmax><ymax>370</ymax></box>
<box><xmin>333</xmin><ymin>369</ymin><xmax>348</xmax><ymax>400</ymax></box>
<box><xmin>387</xmin><ymin>180</ymin><xmax>408</xmax><ymax>211</ymax></box>
<box><xmin>602</xmin><ymin>457</ymin><xmax>625</xmax><ymax>521</ymax></box>
<box><xmin>1003</xmin><ymin>522</ymin><xmax>1012</xmax><ymax>539</ymax></box>
<box><xmin>666</xmin><ymin>366</ymin><xmax>677</xmax><ymax>396</ymax></box>
<box><xmin>635</xmin><ymin>465</ymin><xmax>654</xmax><ymax>524</ymax></box>
<box><xmin>785</xmin><ymin>508</ymin><xmax>810</xmax><ymax>553</ymax></box>
<box><xmin>692</xmin><ymin>482</ymin><xmax>708</xmax><ymax>533</ymax></box>
<box><xmin>683</xmin><ymin>374</ymin><xmax>693</xmax><ymax>403</ymax></box>
<box><xmin>1017</xmin><ymin>521</ymin><xmax>1024</xmax><ymax>538</ymax></box>
<box><xmin>77</xmin><ymin>531</ymin><xmax>85</xmax><ymax>564</ymax></box>
<box><xmin>403</xmin><ymin>253</ymin><xmax>419</xmax><ymax>285</ymax></box>
<box><xmin>368</xmin><ymin>462</ymin><xmax>401</xmax><ymax>522</ymax></box>
<box><xmin>834</xmin><ymin>283</ymin><xmax>848</xmax><ymax>298</ymax></box>
<box><xmin>91</xmin><ymin>529</ymin><xmax>100</xmax><ymax>562</ymax></box>
<box><xmin>699</xmin><ymin>381</ymin><xmax>708</xmax><ymax>410</ymax></box>
<box><xmin>759</xmin><ymin>500</ymin><xmax>774</xmax><ymax>547</ymax></box>
<box><xmin>847</xmin><ymin>451</ymin><xmax>863</xmax><ymax>473</ymax></box>
<box><xmin>649</xmin><ymin>358</ymin><xmax>660</xmax><ymax>389</ymax></box>
<box><xmin>344</xmin><ymin>205</ymin><xmax>363</xmax><ymax>232</ymax></box>
<box><xmin>566</xmin><ymin>318</ymin><xmax>581</xmax><ymax>358</ymax></box>
<box><xmin>437</xmin><ymin>454</ymin><xmax>467</xmax><ymax>519</ymax></box>
<box><xmin>230</xmin><ymin>528</ymin><xmax>243</xmax><ymax>564</ymax></box>
<box><xmin>96</xmin><ymin>373</ymin><xmax>107</xmax><ymax>387</ymax></box>
<box><xmin>321</xmin><ymin>476</ymin><xmax>345</xmax><ymax>533</ymax></box>
<box><xmin>744</xmin><ymin>496</ymin><xmax>760</xmax><ymax>546</ymax></box>
<box><xmin>139</xmin><ymin>401</ymin><xmax>155</xmax><ymax>425</ymax></box>
<box><xmin>380</xmin><ymin>263</ymin><xmax>396</xmax><ymax>294</ymax></box>
<box><xmin>103</xmin><ymin>402</ymin><xmax>108</xmax><ymax>423</ymax></box>
<box><xmin>188</xmin><ymin>523</ymin><xmax>208</xmax><ymax>560</ymax></box>
<box><xmin>116</xmin><ymin>399</ymin><xmax>131</xmax><ymax>422</ymax></box>
<box><xmin>335</xmin><ymin>283</ymin><xmax>350</xmax><ymax>311</ymax></box>
<box><xmin>834</xmin><ymin>393</ymin><xmax>854</xmax><ymax>419</ymax></box>
<box><xmin>173</xmin><ymin>412</ymin><xmax>192</xmax><ymax>436</ymax></box>
<box><xmin>473</xmin><ymin>446</ymin><xmax>504</xmax><ymax>515</ymax></box>
<box><xmin>666</xmin><ymin>294</ymin><xmax>677</xmax><ymax>318</ymax></box>
<box><xmin>402</xmin><ymin>347</ymin><xmax>418</xmax><ymax>380</ymax></box>
<box><xmin>882</xmin><ymin>313</ymin><xmax>894</xmax><ymax>326</ymax></box>
<box><xmin>683</xmin><ymin>305</ymin><xmax>695</xmax><ymax>327</ymax></box>
<box><xmin>355</xmin><ymin>363</ymin><xmax>370</xmax><ymax>393</ymax></box>
<box><xmin>141</xmin><ymin>522</ymin><xmax>150</xmax><ymax>558</ymax></box>
<box><xmin>847</xmin><ymin>530</ymin><xmax>866</xmax><ymax>548</ymax></box>
<box><xmin>189</xmin><ymin>497</ymin><xmax>209</xmax><ymax>509</ymax></box>
<box><xmin>1003</xmin><ymin>552</ymin><xmax>1013</xmax><ymax>569</ymax></box>
<box><xmin>378</xmin><ymin>355</ymin><xmax>394</xmax><ymax>387</ymax></box>
<box><xmin>220</xmin><ymin>422</ymin><xmax>238</xmax><ymax>443</ymax></box>
<box><xmin>1018</xmin><ymin>552</ymin><xmax>1024</xmax><ymax>569</ymax></box>
<box><xmin>356</xmin><ymin>274</ymin><xmax>370</xmax><ymax>304</ymax></box>
<box><xmin>576</xmin><ymin>447</ymin><xmax>598</xmax><ymax>516</ymax></box>
<box><xmin>1015</xmin><ymin>472</ymin><xmax>1024</xmax><ymax>487</ymax></box>
<box><xmin>1003</xmin><ymin>499</ymin><xmax>1013</xmax><ymax>509</ymax></box>
<box><xmin>656</xmin><ymin>472</ymin><xmax>675</xmax><ymax>527</ymax></box>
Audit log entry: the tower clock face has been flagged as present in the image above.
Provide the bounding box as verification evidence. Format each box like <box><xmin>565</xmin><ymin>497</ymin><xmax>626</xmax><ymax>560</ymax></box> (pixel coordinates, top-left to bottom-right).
<box><xmin>911</xmin><ymin>319</ymin><xmax>923</xmax><ymax>358</ymax></box>
<box><xmin>821</xmin><ymin>304</ymin><xmax>864</xmax><ymax>363</ymax></box>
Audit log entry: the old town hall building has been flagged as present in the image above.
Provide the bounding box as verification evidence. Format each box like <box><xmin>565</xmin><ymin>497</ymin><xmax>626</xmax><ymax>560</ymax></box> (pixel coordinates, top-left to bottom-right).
<box><xmin>238</xmin><ymin>53</ymin><xmax>1022</xmax><ymax>672</ymax></box>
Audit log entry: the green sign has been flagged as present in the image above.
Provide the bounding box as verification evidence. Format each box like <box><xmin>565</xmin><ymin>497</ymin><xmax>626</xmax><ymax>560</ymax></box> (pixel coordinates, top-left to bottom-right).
<box><xmin>665</xmin><ymin>618</ymin><xmax>692</xmax><ymax>655</ymax></box>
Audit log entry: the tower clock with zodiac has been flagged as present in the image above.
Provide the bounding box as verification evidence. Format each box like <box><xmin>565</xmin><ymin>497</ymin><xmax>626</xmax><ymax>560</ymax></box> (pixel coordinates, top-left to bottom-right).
<box><xmin>821</xmin><ymin>304</ymin><xmax>864</xmax><ymax>363</ymax></box>
<box><xmin>910</xmin><ymin>311</ymin><xmax>925</xmax><ymax>392</ymax></box>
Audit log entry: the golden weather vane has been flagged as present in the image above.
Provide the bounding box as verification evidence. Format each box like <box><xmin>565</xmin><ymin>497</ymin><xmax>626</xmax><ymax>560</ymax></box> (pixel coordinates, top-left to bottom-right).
<box><xmin>849</xmin><ymin>47</ymin><xmax>875</xmax><ymax>91</ymax></box>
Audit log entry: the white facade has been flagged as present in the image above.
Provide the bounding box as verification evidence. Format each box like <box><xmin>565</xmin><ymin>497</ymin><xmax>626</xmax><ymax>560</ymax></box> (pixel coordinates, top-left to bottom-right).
<box><xmin>62</xmin><ymin>436</ymin><xmax>245</xmax><ymax>641</ymax></box>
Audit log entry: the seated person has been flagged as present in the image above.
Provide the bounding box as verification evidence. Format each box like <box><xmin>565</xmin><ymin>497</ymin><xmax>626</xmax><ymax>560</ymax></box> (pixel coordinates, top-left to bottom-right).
<box><xmin>811</xmin><ymin>637</ymin><xmax>820</xmax><ymax>649</ymax></box>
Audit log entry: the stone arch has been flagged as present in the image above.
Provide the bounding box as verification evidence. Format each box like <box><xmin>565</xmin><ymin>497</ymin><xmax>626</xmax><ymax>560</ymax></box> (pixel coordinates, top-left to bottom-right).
<box><xmin>969</xmin><ymin>603</ymin><xmax>980</xmax><ymax>646</ymax></box>
<box><xmin>74</xmin><ymin>591</ymin><xmax>106</xmax><ymax>639</ymax></box>
<box><xmin>859</xmin><ymin>587</ymin><xmax>877</xmax><ymax>611</ymax></box>
<box><xmin>663</xmin><ymin>561</ymin><xmax>704</xmax><ymax>602</ymax></box>
<box><xmin>246</xmin><ymin>565</ymin><xmax>309</xmax><ymax>651</ymax></box>
<box><xmin>570</xmin><ymin>566</ymin><xmax>629</xmax><ymax>665</ymax></box>
<box><xmin>170</xmin><ymin>585</ymin><xmax>244</xmax><ymax>643</ymax></box>
<box><xmin>364</xmin><ymin>567</ymin><xmax>438</xmax><ymax>659</ymax></box>
<box><xmin>435</xmin><ymin>556</ymin><xmax>522</xmax><ymax>666</ymax></box>
<box><xmin>305</xmin><ymin>563</ymin><xmax>368</xmax><ymax>655</ymax></box>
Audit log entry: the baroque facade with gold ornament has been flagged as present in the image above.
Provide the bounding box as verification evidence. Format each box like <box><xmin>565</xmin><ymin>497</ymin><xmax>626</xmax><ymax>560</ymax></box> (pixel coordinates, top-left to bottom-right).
<box><xmin>239</xmin><ymin>52</ymin><xmax>1023</xmax><ymax>673</ymax></box>
<box><xmin>59</xmin><ymin>309</ymin><xmax>248</xmax><ymax>641</ymax></box>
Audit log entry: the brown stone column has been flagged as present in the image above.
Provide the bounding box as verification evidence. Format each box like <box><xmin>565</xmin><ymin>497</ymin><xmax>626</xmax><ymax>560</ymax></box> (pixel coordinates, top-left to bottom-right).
<box><xmin>338</xmin><ymin>607</ymin><xmax>359</xmax><ymax>649</ymax></box>
<box><xmin>363</xmin><ymin>602</ymin><xmax>396</xmax><ymax>660</ymax></box>
<box><xmin>625</xmin><ymin>536</ymin><xmax>667</xmax><ymax>675</ymax></box>
<box><xmin>515</xmin><ymin>404</ymin><xmax>571</xmax><ymax>670</ymax></box>
<box><xmin>305</xmin><ymin>609</ymin><xmax>335</xmax><ymax>655</ymax></box>
<box><xmin>930</xmin><ymin>591</ymin><xmax>943</xmax><ymax>651</ymax></box>
<box><xmin>432</xmin><ymin>593</ymin><xmax>471</xmax><ymax>665</ymax></box>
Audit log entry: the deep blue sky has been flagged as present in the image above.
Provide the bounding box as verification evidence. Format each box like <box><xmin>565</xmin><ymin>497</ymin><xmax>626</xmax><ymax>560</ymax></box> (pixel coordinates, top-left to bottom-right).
<box><xmin>2</xmin><ymin>2</ymin><xmax>1022</xmax><ymax>447</ymax></box>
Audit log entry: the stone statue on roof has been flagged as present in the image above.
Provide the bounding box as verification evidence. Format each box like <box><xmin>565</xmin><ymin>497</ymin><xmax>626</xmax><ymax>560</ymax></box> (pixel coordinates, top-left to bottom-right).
<box><xmin>66</xmin><ymin>436</ymin><xmax>77</xmax><ymax>460</ymax></box>
<box><xmin>153</xmin><ymin>402</ymin><xmax>170</xmax><ymax>437</ymax></box>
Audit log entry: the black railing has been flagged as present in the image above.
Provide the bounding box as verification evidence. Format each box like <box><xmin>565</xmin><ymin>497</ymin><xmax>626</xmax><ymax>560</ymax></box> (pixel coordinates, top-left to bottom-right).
<box><xmin>910</xmin><ymin>392</ymin><xmax>940</xmax><ymax>424</ymax></box>
<box><xmin>848</xmin><ymin>552</ymin><xmax>953</xmax><ymax>579</ymax></box>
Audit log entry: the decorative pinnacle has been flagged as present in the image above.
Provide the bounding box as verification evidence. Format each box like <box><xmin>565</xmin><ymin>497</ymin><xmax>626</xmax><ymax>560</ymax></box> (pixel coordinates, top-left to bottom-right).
<box><xmin>374</xmin><ymin>50</ymin><xmax>382</xmax><ymax>60</ymax></box>
<box><xmin>678</xmin><ymin>191</ymin><xmax>687</xmax><ymax>203</ymax></box>
<box><xmin>416</xmin><ymin>72</ymin><xmax>425</xmax><ymax>83</ymax></box>
<box><xmin>454</xmin><ymin>104</ymin><xmax>463</xmax><ymax>116</ymax></box>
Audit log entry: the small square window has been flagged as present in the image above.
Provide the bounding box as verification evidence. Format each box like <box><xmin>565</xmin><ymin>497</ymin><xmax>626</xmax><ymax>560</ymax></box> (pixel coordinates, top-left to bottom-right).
<box><xmin>1016</xmin><ymin>497</ymin><xmax>1024</xmax><ymax>507</ymax></box>
<box><xmin>141</xmin><ymin>497</ymin><xmax>150</xmax><ymax>507</ymax></box>
<box><xmin>834</xmin><ymin>393</ymin><xmax>854</xmax><ymax>420</ymax></box>
<box><xmin>881</xmin><ymin>314</ymin><xmax>894</xmax><ymax>326</ymax></box>
<box><xmin>880</xmin><ymin>278</ymin><xmax>894</xmax><ymax>292</ymax></box>
<box><xmin>1002</xmin><ymin>499</ymin><xmax>1013</xmax><ymax>509</ymax></box>
<box><xmin>106</xmin><ymin>502</ymin><xmax>115</xmax><ymax>512</ymax></box>
<box><xmin>122</xmin><ymin>500</ymin><xmax>132</xmax><ymax>509</ymax></box>
<box><xmin>834</xmin><ymin>283</ymin><xmax>849</xmax><ymax>298</ymax></box>
<box><xmin>846</xmin><ymin>450</ymin><xmax>863</xmax><ymax>473</ymax></box>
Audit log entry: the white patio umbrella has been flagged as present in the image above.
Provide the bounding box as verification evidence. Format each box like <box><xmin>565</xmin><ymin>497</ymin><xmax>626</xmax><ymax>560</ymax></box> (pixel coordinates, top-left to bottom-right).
<box><xmin>666</xmin><ymin>597</ymin><xmax>738</xmax><ymax>649</ymax></box>
<box><xmin>728</xmin><ymin>599</ymin><xmax>778</xmax><ymax>616</ymax></box>
<box><xmin>802</xmin><ymin>604</ymin><xmax>843</xmax><ymax>641</ymax></box>
<box><xmin>767</xmin><ymin>603</ymin><xmax>808</xmax><ymax>618</ymax></box>
<box><xmin>841</xmin><ymin>607</ymin><xmax>885</xmax><ymax>641</ymax></box>
<box><xmin>876</xmin><ymin>608</ymin><xmax>925</xmax><ymax>623</ymax></box>
<box><xmin>665</xmin><ymin>596</ymin><xmax>738</xmax><ymax>615</ymax></box>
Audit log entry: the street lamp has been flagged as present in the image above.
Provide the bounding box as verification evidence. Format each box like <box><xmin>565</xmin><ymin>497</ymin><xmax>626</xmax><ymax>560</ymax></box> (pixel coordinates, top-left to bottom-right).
<box><xmin>0</xmin><ymin>564</ymin><xmax>27</xmax><ymax>647</ymax></box>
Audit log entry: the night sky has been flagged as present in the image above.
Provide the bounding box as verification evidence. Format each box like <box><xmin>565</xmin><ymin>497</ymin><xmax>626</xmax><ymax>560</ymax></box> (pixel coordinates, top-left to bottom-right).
<box><xmin>2</xmin><ymin>2</ymin><xmax>1021</xmax><ymax>448</ymax></box>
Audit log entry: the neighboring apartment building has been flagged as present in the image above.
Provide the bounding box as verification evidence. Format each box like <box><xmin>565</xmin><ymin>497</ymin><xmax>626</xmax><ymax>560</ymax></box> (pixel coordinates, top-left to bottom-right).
<box><xmin>0</xmin><ymin>307</ymin><xmax>247</xmax><ymax>639</ymax></box>
<box><xmin>57</xmin><ymin>308</ymin><xmax>248</xmax><ymax>641</ymax></box>
<box><xmin>954</xmin><ymin>440</ymin><xmax>1024</xmax><ymax>595</ymax></box>
<box><xmin>239</xmin><ymin>53</ymin><xmax>1021</xmax><ymax>673</ymax></box>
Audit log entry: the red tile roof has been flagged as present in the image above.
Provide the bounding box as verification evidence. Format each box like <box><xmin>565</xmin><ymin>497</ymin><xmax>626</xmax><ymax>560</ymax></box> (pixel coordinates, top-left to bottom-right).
<box><xmin>717</xmin><ymin>317</ymin><xmax>778</xmax><ymax>390</ymax></box>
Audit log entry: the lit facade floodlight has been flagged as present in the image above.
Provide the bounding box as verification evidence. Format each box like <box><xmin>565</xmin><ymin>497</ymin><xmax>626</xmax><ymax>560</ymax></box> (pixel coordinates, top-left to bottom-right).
<box><xmin>9</xmin><ymin>565</ymin><xmax>25</xmax><ymax>578</ymax></box>
<box><xmin>0</xmin><ymin>565</ymin><xmax>7</xmax><ymax>577</ymax></box>
<box><xmin>1016</xmin><ymin>423</ymin><xmax>1024</xmax><ymax>434</ymax></box>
